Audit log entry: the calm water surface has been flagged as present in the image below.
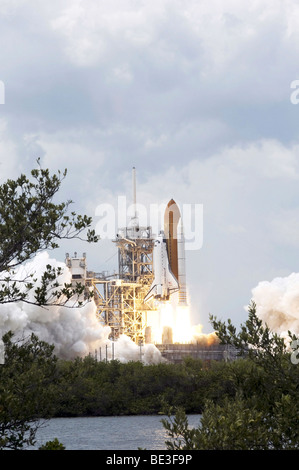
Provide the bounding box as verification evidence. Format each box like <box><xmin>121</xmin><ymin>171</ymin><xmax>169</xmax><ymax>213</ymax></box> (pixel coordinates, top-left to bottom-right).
<box><xmin>32</xmin><ymin>415</ymin><xmax>202</xmax><ymax>450</ymax></box>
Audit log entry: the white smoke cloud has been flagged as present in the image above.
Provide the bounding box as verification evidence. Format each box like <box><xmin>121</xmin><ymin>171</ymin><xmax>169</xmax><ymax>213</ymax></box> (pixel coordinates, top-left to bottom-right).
<box><xmin>111</xmin><ymin>334</ymin><xmax>163</xmax><ymax>364</ymax></box>
<box><xmin>0</xmin><ymin>252</ymin><xmax>162</xmax><ymax>363</ymax></box>
<box><xmin>252</xmin><ymin>272</ymin><xmax>299</xmax><ymax>336</ymax></box>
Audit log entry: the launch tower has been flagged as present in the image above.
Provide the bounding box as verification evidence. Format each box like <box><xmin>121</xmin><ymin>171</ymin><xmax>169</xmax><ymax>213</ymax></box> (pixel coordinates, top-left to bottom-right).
<box><xmin>67</xmin><ymin>168</ymin><xmax>187</xmax><ymax>346</ymax></box>
<box><xmin>90</xmin><ymin>168</ymin><xmax>157</xmax><ymax>343</ymax></box>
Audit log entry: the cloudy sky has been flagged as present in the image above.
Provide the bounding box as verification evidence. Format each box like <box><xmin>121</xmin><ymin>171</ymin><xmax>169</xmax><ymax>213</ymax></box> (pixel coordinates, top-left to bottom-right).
<box><xmin>1</xmin><ymin>0</ymin><xmax>299</xmax><ymax>331</ymax></box>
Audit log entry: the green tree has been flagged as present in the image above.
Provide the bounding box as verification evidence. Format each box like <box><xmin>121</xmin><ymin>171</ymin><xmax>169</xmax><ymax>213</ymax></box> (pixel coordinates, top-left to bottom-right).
<box><xmin>38</xmin><ymin>438</ymin><xmax>65</xmax><ymax>450</ymax></box>
<box><xmin>162</xmin><ymin>301</ymin><xmax>299</xmax><ymax>450</ymax></box>
<box><xmin>0</xmin><ymin>332</ymin><xmax>59</xmax><ymax>449</ymax></box>
<box><xmin>0</xmin><ymin>163</ymin><xmax>99</xmax><ymax>448</ymax></box>
<box><xmin>0</xmin><ymin>161</ymin><xmax>98</xmax><ymax>306</ymax></box>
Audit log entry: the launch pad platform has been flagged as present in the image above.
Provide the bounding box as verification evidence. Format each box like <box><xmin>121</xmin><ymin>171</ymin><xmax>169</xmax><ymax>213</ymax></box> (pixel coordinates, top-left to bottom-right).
<box><xmin>155</xmin><ymin>343</ymin><xmax>239</xmax><ymax>364</ymax></box>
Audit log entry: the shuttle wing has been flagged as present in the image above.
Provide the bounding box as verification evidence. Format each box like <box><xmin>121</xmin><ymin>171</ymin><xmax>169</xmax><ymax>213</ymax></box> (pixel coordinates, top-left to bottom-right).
<box><xmin>144</xmin><ymin>283</ymin><xmax>157</xmax><ymax>302</ymax></box>
<box><xmin>144</xmin><ymin>232</ymin><xmax>179</xmax><ymax>302</ymax></box>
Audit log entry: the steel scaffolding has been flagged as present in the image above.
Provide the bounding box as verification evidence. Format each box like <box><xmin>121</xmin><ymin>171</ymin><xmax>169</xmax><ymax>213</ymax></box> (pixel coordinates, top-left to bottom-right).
<box><xmin>90</xmin><ymin>224</ymin><xmax>157</xmax><ymax>343</ymax></box>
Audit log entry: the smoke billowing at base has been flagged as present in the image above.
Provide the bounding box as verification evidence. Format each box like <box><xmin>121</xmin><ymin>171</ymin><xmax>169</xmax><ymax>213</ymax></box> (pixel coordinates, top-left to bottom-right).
<box><xmin>191</xmin><ymin>325</ymin><xmax>220</xmax><ymax>347</ymax></box>
<box><xmin>0</xmin><ymin>252</ymin><xmax>162</xmax><ymax>364</ymax></box>
<box><xmin>252</xmin><ymin>272</ymin><xmax>299</xmax><ymax>337</ymax></box>
<box><xmin>0</xmin><ymin>251</ymin><xmax>228</xmax><ymax>365</ymax></box>
<box><xmin>5</xmin><ymin>251</ymin><xmax>298</xmax><ymax>364</ymax></box>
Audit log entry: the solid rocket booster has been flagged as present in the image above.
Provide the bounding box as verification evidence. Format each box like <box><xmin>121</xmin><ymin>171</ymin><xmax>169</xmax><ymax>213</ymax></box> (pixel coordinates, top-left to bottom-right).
<box><xmin>177</xmin><ymin>218</ymin><xmax>187</xmax><ymax>306</ymax></box>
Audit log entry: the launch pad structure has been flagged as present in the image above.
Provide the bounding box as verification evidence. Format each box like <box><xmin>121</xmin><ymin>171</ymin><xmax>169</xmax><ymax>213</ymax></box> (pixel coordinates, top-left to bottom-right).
<box><xmin>67</xmin><ymin>168</ymin><xmax>158</xmax><ymax>344</ymax></box>
<box><xmin>91</xmin><ymin>224</ymin><xmax>157</xmax><ymax>344</ymax></box>
<box><xmin>65</xmin><ymin>168</ymin><xmax>239</xmax><ymax>363</ymax></box>
<box><xmin>66</xmin><ymin>167</ymin><xmax>188</xmax><ymax>347</ymax></box>
<box><xmin>65</xmin><ymin>246</ymin><xmax>238</xmax><ymax>364</ymax></box>
<box><xmin>66</xmin><ymin>225</ymin><xmax>157</xmax><ymax>344</ymax></box>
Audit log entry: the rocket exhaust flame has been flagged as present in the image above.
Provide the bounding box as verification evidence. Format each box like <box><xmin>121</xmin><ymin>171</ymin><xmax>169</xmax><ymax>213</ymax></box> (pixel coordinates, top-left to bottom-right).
<box><xmin>147</xmin><ymin>299</ymin><xmax>219</xmax><ymax>346</ymax></box>
<box><xmin>0</xmin><ymin>166</ymin><xmax>216</xmax><ymax>362</ymax></box>
<box><xmin>145</xmin><ymin>197</ymin><xmax>217</xmax><ymax>345</ymax></box>
<box><xmin>191</xmin><ymin>325</ymin><xmax>220</xmax><ymax>347</ymax></box>
<box><xmin>174</xmin><ymin>305</ymin><xmax>192</xmax><ymax>343</ymax></box>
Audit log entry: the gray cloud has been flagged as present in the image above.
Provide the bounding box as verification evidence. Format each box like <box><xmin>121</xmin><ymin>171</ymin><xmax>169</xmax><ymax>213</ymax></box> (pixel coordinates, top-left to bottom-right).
<box><xmin>1</xmin><ymin>0</ymin><xmax>299</xmax><ymax>331</ymax></box>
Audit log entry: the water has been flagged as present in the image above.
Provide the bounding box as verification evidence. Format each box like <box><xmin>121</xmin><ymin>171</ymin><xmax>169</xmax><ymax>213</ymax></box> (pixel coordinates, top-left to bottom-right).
<box><xmin>31</xmin><ymin>414</ymin><xmax>202</xmax><ymax>450</ymax></box>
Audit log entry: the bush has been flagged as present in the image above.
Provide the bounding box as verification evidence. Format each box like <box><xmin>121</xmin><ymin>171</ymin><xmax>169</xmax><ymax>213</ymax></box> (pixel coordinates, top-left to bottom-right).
<box><xmin>39</xmin><ymin>438</ymin><xmax>66</xmax><ymax>450</ymax></box>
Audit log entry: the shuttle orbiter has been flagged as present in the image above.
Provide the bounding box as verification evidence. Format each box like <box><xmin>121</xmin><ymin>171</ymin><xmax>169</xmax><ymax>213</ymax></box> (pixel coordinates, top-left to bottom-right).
<box><xmin>144</xmin><ymin>231</ymin><xmax>179</xmax><ymax>302</ymax></box>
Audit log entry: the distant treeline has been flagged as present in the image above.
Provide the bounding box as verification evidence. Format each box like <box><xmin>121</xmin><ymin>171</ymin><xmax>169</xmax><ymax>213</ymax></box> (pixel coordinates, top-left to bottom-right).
<box><xmin>51</xmin><ymin>356</ymin><xmax>237</xmax><ymax>417</ymax></box>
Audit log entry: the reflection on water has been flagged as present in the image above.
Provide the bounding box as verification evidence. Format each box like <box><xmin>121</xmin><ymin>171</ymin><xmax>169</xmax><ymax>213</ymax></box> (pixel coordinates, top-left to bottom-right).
<box><xmin>32</xmin><ymin>414</ymin><xmax>202</xmax><ymax>450</ymax></box>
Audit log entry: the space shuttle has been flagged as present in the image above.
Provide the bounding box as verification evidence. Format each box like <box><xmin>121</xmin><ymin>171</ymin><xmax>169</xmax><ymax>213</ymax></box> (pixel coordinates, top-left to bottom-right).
<box><xmin>145</xmin><ymin>199</ymin><xmax>188</xmax><ymax>306</ymax></box>
<box><xmin>144</xmin><ymin>231</ymin><xmax>179</xmax><ymax>302</ymax></box>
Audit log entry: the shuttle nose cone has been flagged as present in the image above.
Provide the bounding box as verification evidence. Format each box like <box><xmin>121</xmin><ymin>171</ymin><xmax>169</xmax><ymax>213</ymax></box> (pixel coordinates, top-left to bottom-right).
<box><xmin>167</xmin><ymin>198</ymin><xmax>176</xmax><ymax>207</ymax></box>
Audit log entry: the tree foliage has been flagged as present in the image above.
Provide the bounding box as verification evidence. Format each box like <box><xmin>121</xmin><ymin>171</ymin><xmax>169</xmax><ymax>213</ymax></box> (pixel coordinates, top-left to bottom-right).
<box><xmin>38</xmin><ymin>438</ymin><xmax>65</xmax><ymax>450</ymax></box>
<box><xmin>0</xmin><ymin>332</ymin><xmax>59</xmax><ymax>449</ymax></box>
<box><xmin>162</xmin><ymin>301</ymin><xmax>299</xmax><ymax>450</ymax></box>
<box><xmin>0</xmin><ymin>334</ymin><xmax>235</xmax><ymax>449</ymax></box>
<box><xmin>5</xmin><ymin>301</ymin><xmax>299</xmax><ymax>450</ymax></box>
<box><xmin>0</xmin><ymin>161</ymin><xmax>98</xmax><ymax>306</ymax></box>
<box><xmin>51</xmin><ymin>357</ymin><xmax>234</xmax><ymax>418</ymax></box>
<box><xmin>0</xmin><ymin>163</ymin><xmax>100</xmax><ymax>448</ymax></box>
